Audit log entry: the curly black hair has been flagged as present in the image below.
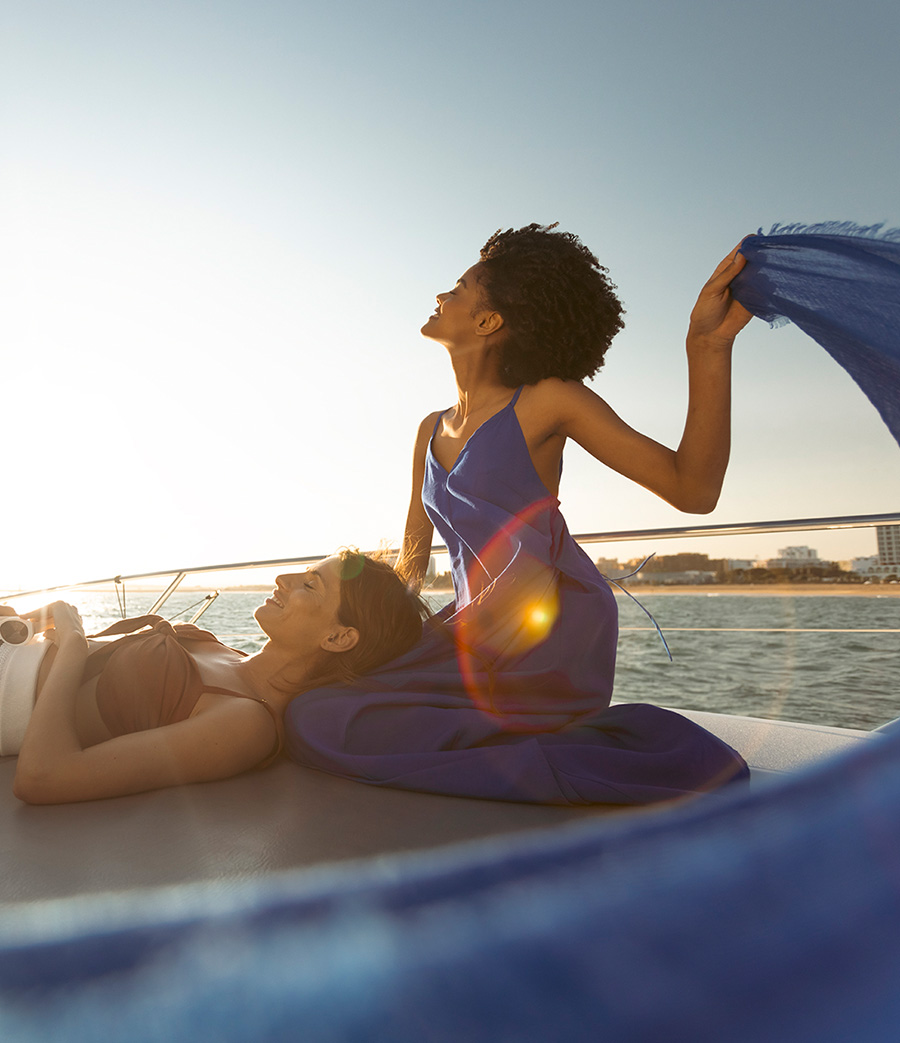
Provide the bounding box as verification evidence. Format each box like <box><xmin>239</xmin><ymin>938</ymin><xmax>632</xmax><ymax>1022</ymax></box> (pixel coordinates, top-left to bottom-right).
<box><xmin>477</xmin><ymin>223</ymin><xmax>625</xmax><ymax>386</ymax></box>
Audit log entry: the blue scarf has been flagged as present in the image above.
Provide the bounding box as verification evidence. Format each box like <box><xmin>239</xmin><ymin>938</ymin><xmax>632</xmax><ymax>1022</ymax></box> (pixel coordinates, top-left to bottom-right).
<box><xmin>732</xmin><ymin>221</ymin><xmax>900</xmax><ymax>447</ymax></box>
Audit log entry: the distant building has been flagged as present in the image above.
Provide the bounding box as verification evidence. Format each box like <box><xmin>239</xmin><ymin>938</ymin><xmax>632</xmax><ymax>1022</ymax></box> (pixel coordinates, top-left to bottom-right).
<box><xmin>764</xmin><ymin>545</ymin><xmax>824</xmax><ymax>570</ymax></box>
<box><xmin>725</xmin><ymin>559</ymin><xmax>756</xmax><ymax>571</ymax></box>
<box><xmin>631</xmin><ymin>570</ymin><xmax>717</xmax><ymax>586</ymax></box>
<box><xmin>851</xmin><ymin>555</ymin><xmax>879</xmax><ymax>576</ymax></box>
<box><xmin>875</xmin><ymin>525</ymin><xmax>900</xmax><ymax>577</ymax></box>
<box><xmin>594</xmin><ymin>557</ymin><xmax>622</xmax><ymax>576</ymax></box>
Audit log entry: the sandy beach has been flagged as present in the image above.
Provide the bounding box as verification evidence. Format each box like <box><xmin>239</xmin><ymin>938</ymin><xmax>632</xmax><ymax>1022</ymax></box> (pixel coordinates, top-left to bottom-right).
<box><xmin>419</xmin><ymin>582</ymin><xmax>900</xmax><ymax>598</ymax></box>
<box><xmin>615</xmin><ymin>583</ymin><xmax>900</xmax><ymax>597</ymax></box>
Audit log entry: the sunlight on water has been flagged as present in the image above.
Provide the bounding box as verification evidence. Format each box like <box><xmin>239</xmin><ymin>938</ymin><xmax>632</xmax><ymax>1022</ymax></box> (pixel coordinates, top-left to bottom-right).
<box><xmin>613</xmin><ymin>593</ymin><xmax>899</xmax><ymax>731</ymax></box>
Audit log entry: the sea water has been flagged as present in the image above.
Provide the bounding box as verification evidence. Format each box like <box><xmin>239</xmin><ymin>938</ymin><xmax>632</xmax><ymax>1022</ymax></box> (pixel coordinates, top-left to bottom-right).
<box><xmin>62</xmin><ymin>588</ymin><xmax>899</xmax><ymax>732</ymax></box>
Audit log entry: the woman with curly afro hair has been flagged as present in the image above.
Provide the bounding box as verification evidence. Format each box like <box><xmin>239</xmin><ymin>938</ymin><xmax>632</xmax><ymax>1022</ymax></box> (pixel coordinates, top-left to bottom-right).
<box><xmin>285</xmin><ymin>225</ymin><xmax>752</xmax><ymax>807</ymax></box>
<box><xmin>401</xmin><ymin>224</ymin><xmax>751</xmax><ymax>596</ymax></box>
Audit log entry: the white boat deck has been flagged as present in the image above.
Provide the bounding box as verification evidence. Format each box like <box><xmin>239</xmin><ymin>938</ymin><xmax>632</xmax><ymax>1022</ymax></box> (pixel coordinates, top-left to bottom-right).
<box><xmin>664</xmin><ymin>706</ymin><xmax>872</xmax><ymax>780</ymax></box>
<box><xmin>0</xmin><ymin>709</ymin><xmax>873</xmax><ymax>905</ymax></box>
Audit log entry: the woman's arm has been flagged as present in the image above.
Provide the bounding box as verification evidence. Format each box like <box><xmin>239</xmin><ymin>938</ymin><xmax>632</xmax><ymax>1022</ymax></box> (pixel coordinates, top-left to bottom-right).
<box><xmin>395</xmin><ymin>413</ymin><xmax>438</xmax><ymax>591</ymax></box>
<box><xmin>547</xmin><ymin>245</ymin><xmax>752</xmax><ymax>513</ymax></box>
<box><xmin>13</xmin><ymin>603</ymin><xmax>277</xmax><ymax>804</ymax></box>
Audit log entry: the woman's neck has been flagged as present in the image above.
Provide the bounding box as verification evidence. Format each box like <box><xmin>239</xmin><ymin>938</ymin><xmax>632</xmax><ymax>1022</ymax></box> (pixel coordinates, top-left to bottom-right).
<box><xmin>235</xmin><ymin>644</ymin><xmax>317</xmax><ymax>712</ymax></box>
<box><xmin>448</xmin><ymin>347</ymin><xmax>509</xmax><ymax>418</ymax></box>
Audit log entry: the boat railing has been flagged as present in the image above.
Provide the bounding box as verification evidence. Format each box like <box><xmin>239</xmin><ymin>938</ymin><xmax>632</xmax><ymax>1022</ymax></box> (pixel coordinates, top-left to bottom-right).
<box><xmin>4</xmin><ymin>511</ymin><xmax>899</xmax><ymax>627</ymax></box>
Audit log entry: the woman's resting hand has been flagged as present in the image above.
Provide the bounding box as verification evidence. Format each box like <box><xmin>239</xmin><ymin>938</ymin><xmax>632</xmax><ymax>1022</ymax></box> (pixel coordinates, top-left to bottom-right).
<box><xmin>22</xmin><ymin>601</ymin><xmax>87</xmax><ymax>653</ymax></box>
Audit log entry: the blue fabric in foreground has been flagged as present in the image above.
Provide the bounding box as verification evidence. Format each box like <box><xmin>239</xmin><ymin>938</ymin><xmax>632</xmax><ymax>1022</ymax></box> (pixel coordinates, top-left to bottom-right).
<box><xmin>732</xmin><ymin>221</ymin><xmax>900</xmax><ymax>446</ymax></box>
<box><xmin>1</xmin><ymin>728</ymin><xmax>899</xmax><ymax>1041</ymax></box>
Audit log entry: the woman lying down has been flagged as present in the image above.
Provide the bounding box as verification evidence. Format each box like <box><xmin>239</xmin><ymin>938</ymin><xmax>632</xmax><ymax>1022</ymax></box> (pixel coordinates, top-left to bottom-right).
<box><xmin>0</xmin><ymin>551</ymin><xmax>426</xmax><ymax>804</ymax></box>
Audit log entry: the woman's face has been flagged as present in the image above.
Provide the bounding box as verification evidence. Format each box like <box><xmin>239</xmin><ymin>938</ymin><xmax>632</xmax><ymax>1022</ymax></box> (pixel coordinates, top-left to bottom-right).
<box><xmin>255</xmin><ymin>556</ymin><xmax>349</xmax><ymax>652</ymax></box>
<box><xmin>421</xmin><ymin>263</ymin><xmax>490</xmax><ymax>344</ymax></box>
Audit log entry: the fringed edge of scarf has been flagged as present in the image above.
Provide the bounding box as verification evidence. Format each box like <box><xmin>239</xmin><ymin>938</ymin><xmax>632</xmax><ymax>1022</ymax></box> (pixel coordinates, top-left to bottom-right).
<box><xmin>759</xmin><ymin>220</ymin><xmax>900</xmax><ymax>242</ymax></box>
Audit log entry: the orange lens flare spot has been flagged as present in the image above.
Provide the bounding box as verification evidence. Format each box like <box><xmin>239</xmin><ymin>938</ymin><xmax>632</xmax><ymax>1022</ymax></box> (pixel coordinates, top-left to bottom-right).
<box><xmin>524</xmin><ymin>598</ymin><xmax>557</xmax><ymax>643</ymax></box>
<box><xmin>528</xmin><ymin>605</ymin><xmax>549</xmax><ymax>627</ymax></box>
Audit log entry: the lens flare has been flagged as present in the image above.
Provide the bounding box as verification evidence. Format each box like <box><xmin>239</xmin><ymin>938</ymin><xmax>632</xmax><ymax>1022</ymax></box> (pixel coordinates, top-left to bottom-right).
<box><xmin>527</xmin><ymin>601</ymin><xmax>551</xmax><ymax>629</ymax></box>
<box><xmin>453</xmin><ymin>579</ymin><xmax>560</xmax><ymax>721</ymax></box>
<box><xmin>447</xmin><ymin>496</ymin><xmax>564</xmax><ymax>720</ymax></box>
<box><xmin>339</xmin><ymin>550</ymin><xmax>365</xmax><ymax>581</ymax></box>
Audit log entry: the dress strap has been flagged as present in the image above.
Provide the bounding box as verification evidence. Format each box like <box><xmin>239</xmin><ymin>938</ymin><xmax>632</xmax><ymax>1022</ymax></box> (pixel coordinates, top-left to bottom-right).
<box><xmin>431</xmin><ymin>387</ymin><xmax>522</xmax><ymax>441</ymax></box>
<box><xmin>431</xmin><ymin>409</ymin><xmax>449</xmax><ymax>438</ymax></box>
<box><xmin>202</xmin><ymin>687</ymin><xmax>285</xmax><ymax>768</ymax></box>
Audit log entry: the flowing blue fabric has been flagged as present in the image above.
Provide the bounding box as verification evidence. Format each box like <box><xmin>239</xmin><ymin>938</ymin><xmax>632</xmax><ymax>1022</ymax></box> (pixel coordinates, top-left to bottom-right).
<box><xmin>732</xmin><ymin>222</ymin><xmax>900</xmax><ymax>446</ymax></box>
<box><xmin>2</xmin><ymin>724</ymin><xmax>899</xmax><ymax>1041</ymax></box>
<box><xmin>285</xmin><ymin>389</ymin><xmax>747</xmax><ymax>804</ymax></box>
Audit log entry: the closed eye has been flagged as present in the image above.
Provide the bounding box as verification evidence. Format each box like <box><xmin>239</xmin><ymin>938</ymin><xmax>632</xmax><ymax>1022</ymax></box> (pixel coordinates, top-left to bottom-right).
<box><xmin>304</xmin><ymin>570</ymin><xmax>325</xmax><ymax>595</ymax></box>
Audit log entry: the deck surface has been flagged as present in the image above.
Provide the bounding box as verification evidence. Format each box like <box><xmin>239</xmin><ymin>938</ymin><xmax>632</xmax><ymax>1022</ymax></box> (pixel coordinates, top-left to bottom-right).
<box><xmin>0</xmin><ymin>757</ymin><xmax>622</xmax><ymax>904</ymax></box>
<box><xmin>0</xmin><ymin>711</ymin><xmax>871</xmax><ymax>905</ymax></box>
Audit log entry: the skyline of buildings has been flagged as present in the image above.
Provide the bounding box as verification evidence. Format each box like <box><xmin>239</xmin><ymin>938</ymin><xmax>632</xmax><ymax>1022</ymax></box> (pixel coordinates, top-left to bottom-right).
<box><xmin>606</xmin><ymin>524</ymin><xmax>900</xmax><ymax>584</ymax></box>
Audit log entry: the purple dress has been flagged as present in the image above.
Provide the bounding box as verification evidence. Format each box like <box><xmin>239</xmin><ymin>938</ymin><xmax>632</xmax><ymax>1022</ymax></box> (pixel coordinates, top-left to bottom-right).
<box><xmin>285</xmin><ymin>389</ymin><xmax>748</xmax><ymax>804</ymax></box>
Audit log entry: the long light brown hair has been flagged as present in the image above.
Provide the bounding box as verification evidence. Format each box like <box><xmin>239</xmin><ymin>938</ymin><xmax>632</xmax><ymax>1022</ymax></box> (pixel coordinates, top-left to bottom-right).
<box><xmin>280</xmin><ymin>549</ymin><xmax>429</xmax><ymax>694</ymax></box>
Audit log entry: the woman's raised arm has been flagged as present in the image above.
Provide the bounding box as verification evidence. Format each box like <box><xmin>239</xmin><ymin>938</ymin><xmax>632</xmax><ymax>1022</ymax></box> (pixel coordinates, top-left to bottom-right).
<box><xmin>549</xmin><ymin>245</ymin><xmax>752</xmax><ymax>513</ymax></box>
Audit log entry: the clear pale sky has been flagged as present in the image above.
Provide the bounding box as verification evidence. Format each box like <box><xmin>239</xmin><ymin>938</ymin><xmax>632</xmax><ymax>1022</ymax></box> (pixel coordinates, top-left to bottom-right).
<box><xmin>2</xmin><ymin>0</ymin><xmax>898</xmax><ymax>591</ymax></box>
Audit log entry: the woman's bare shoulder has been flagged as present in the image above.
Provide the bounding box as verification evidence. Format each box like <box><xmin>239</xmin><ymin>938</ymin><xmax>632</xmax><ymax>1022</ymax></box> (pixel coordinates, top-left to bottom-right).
<box><xmin>529</xmin><ymin>376</ymin><xmax>604</xmax><ymax>401</ymax></box>
<box><xmin>417</xmin><ymin>408</ymin><xmax>445</xmax><ymax>430</ymax></box>
<box><xmin>192</xmin><ymin>687</ymin><xmax>277</xmax><ymax>731</ymax></box>
<box><xmin>412</xmin><ymin>409</ymin><xmax>445</xmax><ymax>449</ymax></box>
<box><xmin>520</xmin><ymin>379</ymin><xmax>610</xmax><ymax>425</ymax></box>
